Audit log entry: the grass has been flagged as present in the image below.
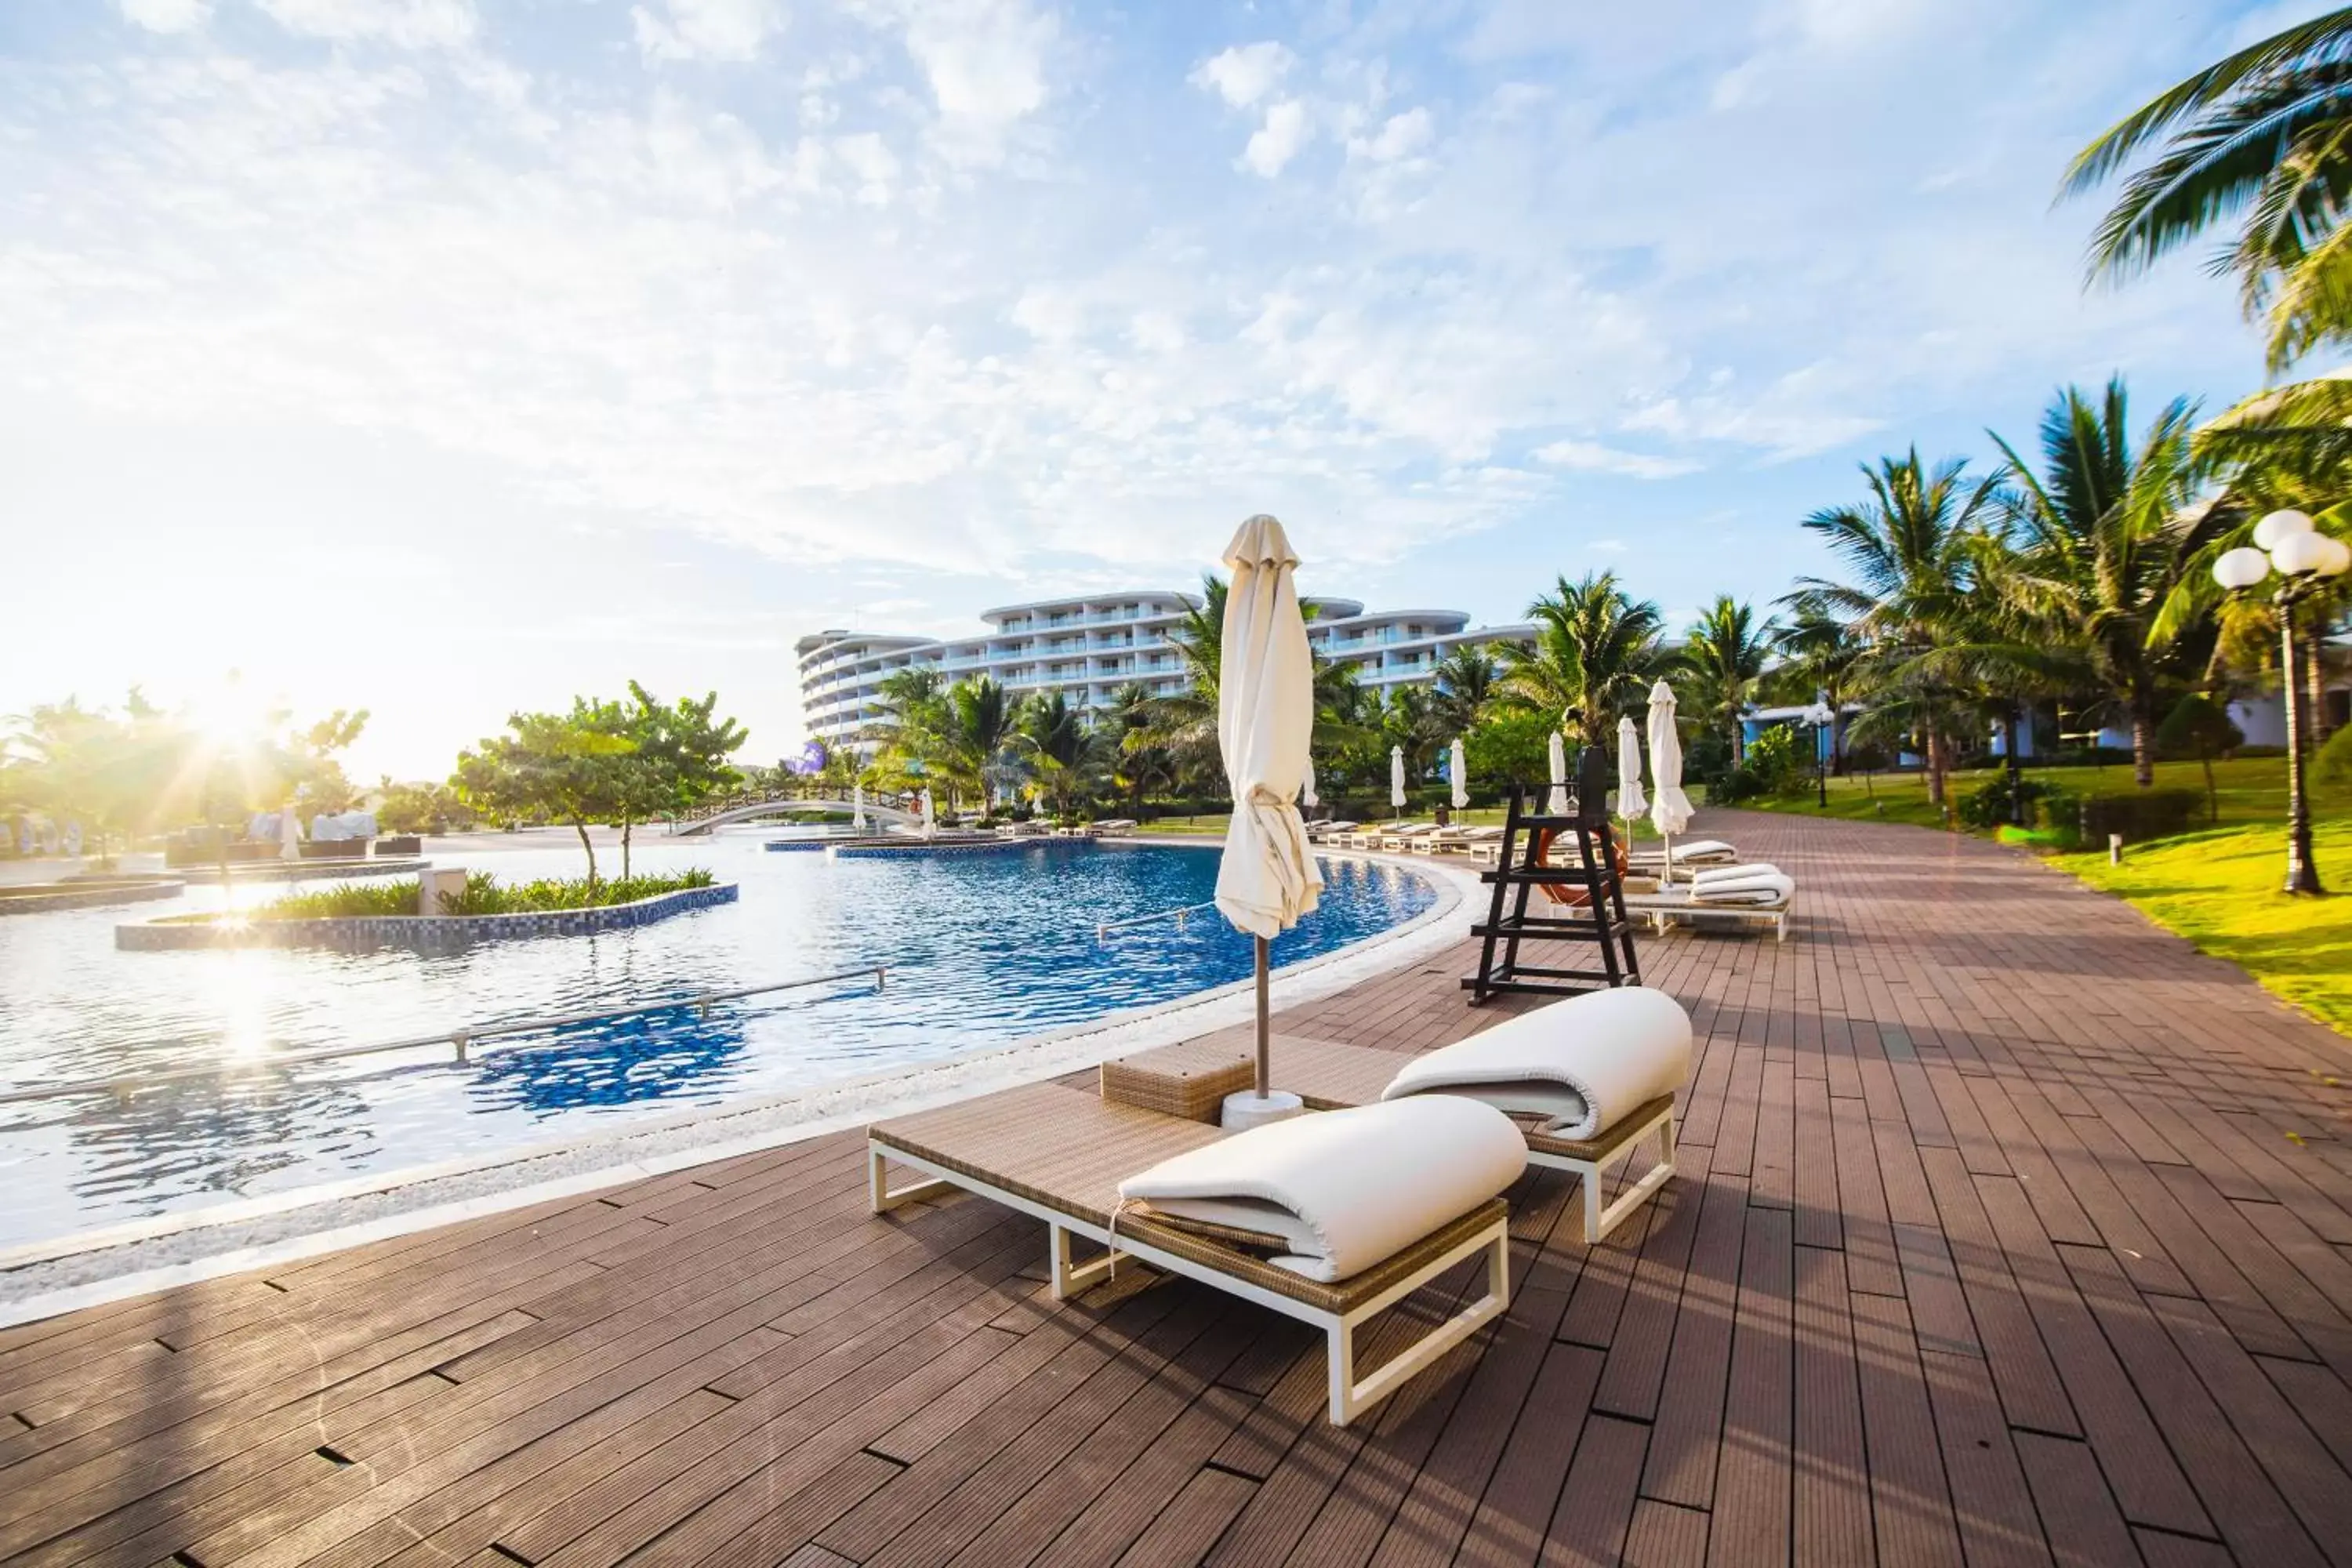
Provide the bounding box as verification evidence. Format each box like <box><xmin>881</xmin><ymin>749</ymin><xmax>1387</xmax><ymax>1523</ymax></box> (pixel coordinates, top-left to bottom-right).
<box><xmin>2057</xmin><ymin>820</ymin><xmax>2352</xmax><ymax>1035</ymax></box>
<box><xmin>1743</xmin><ymin>753</ymin><xmax>2352</xmax><ymax>1036</ymax></box>
<box><xmin>194</xmin><ymin>868</ymin><xmax>718</xmax><ymax>921</ymax></box>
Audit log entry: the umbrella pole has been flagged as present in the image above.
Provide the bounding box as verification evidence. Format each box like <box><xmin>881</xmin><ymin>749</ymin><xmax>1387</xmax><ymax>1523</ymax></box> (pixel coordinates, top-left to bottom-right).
<box><xmin>1255</xmin><ymin>935</ymin><xmax>1270</xmax><ymax>1098</ymax></box>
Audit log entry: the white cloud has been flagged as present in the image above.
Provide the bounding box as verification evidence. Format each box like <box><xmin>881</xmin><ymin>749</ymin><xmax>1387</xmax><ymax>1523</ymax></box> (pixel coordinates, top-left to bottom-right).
<box><xmin>1352</xmin><ymin>107</ymin><xmax>1432</xmax><ymax>162</ymax></box>
<box><xmin>1243</xmin><ymin>100</ymin><xmax>1309</xmax><ymax>178</ymax></box>
<box><xmin>1190</xmin><ymin>41</ymin><xmax>1294</xmax><ymax>109</ymax></box>
<box><xmin>632</xmin><ymin>0</ymin><xmax>786</xmax><ymax>63</ymax></box>
<box><xmin>253</xmin><ymin>0</ymin><xmax>477</xmax><ymax>48</ymax></box>
<box><xmin>117</xmin><ymin>0</ymin><xmax>212</xmax><ymax>33</ymax></box>
<box><xmin>865</xmin><ymin>0</ymin><xmax>1056</xmax><ymax>165</ymax></box>
<box><xmin>1532</xmin><ymin>438</ymin><xmax>1702</xmax><ymax>479</ymax></box>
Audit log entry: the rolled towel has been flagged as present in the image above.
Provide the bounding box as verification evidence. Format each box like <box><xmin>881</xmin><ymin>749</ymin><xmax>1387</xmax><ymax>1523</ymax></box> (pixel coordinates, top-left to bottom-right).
<box><xmin>1635</xmin><ymin>838</ymin><xmax>1735</xmax><ymax>863</ymax></box>
<box><xmin>1381</xmin><ymin>986</ymin><xmax>1693</xmax><ymax>1142</ymax></box>
<box><xmin>1689</xmin><ymin>862</ymin><xmax>1782</xmax><ymax>888</ymax></box>
<box><xmin>1119</xmin><ymin>1098</ymin><xmax>1525</xmax><ymax>1283</ymax></box>
<box><xmin>1690</xmin><ymin>873</ymin><xmax>1793</xmax><ymax>906</ymax></box>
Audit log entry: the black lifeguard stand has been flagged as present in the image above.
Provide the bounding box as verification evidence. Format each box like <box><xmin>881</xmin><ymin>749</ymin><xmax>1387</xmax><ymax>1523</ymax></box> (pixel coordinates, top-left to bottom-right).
<box><xmin>1461</xmin><ymin>746</ymin><xmax>1641</xmax><ymax>1003</ymax></box>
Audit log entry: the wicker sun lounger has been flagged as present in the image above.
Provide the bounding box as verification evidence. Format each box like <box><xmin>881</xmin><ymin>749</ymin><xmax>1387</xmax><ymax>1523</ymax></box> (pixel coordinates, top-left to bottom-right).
<box><xmin>867</xmin><ymin>1081</ymin><xmax>1512</xmax><ymax>1425</ymax></box>
<box><xmin>1101</xmin><ymin>1034</ymin><xmax>1678</xmax><ymax>1245</ymax></box>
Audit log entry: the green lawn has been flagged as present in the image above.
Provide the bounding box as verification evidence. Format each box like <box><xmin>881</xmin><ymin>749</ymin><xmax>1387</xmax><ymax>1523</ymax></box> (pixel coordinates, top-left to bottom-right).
<box><xmin>1745</xmin><ymin>754</ymin><xmax>2352</xmax><ymax>1036</ymax></box>
<box><xmin>2057</xmin><ymin>820</ymin><xmax>2352</xmax><ymax>1035</ymax></box>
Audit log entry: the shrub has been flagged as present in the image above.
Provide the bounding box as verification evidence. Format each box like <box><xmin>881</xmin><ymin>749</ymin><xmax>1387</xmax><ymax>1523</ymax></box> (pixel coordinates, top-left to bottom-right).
<box><xmin>2319</xmin><ymin>726</ymin><xmax>2352</xmax><ymax>788</ymax></box>
<box><xmin>2029</xmin><ymin>788</ymin><xmax>2205</xmax><ymax>848</ymax></box>
<box><xmin>1708</xmin><ymin>767</ymin><xmax>1769</xmax><ymax>806</ymax></box>
<box><xmin>236</xmin><ymin>868</ymin><xmax>717</xmax><ymax>920</ymax></box>
<box><xmin>1958</xmin><ymin>775</ymin><xmax>2058</xmax><ymax>830</ymax></box>
<box><xmin>1741</xmin><ymin>724</ymin><xmax>1807</xmax><ymax>795</ymax></box>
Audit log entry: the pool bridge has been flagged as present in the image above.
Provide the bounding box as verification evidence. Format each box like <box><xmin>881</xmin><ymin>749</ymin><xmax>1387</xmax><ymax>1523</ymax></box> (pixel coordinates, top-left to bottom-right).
<box><xmin>669</xmin><ymin>792</ymin><xmax>924</xmax><ymax>836</ymax></box>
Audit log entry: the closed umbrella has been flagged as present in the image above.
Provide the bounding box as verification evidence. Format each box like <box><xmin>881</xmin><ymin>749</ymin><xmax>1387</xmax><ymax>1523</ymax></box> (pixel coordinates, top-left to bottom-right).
<box><xmin>1450</xmin><ymin>738</ymin><xmax>1468</xmax><ymax>811</ymax></box>
<box><xmin>920</xmin><ymin>786</ymin><xmax>935</xmax><ymax>839</ymax></box>
<box><xmin>279</xmin><ymin>805</ymin><xmax>303</xmax><ymax>862</ymax></box>
<box><xmin>1646</xmin><ymin>681</ymin><xmax>1695</xmax><ymax>880</ymax></box>
<box><xmin>1547</xmin><ymin>730</ymin><xmax>1570</xmax><ymax>816</ymax></box>
<box><xmin>1215</xmin><ymin>514</ymin><xmax>1320</xmax><ymax>1127</ymax></box>
<box><xmin>851</xmin><ymin>780</ymin><xmax>866</xmax><ymax>833</ymax></box>
<box><xmin>1301</xmin><ymin>757</ymin><xmax>1319</xmax><ymax>811</ymax></box>
<box><xmin>1616</xmin><ymin>715</ymin><xmax>1648</xmax><ymax>827</ymax></box>
<box><xmin>1389</xmin><ymin>746</ymin><xmax>1406</xmax><ymax>815</ymax></box>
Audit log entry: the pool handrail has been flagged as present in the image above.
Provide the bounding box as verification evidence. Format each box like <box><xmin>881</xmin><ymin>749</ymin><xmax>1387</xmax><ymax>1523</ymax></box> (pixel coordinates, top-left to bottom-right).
<box><xmin>1095</xmin><ymin>900</ymin><xmax>1217</xmax><ymax>940</ymax></box>
<box><xmin>0</xmin><ymin>965</ymin><xmax>890</xmax><ymax>1106</ymax></box>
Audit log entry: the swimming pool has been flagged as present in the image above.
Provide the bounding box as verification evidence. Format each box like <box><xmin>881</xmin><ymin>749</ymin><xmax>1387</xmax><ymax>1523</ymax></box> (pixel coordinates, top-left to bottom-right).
<box><xmin>0</xmin><ymin>834</ymin><xmax>1437</xmax><ymax>1250</ymax></box>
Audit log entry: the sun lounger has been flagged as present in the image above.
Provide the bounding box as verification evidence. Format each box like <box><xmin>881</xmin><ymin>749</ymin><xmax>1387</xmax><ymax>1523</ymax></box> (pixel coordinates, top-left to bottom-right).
<box><xmin>1374</xmin><ymin>823</ymin><xmax>1440</xmax><ymax>851</ymax></box>
<box><xmin>1103</xmin><ymin>988</ymin><xmax>1690</xmax><ymax>1244</ymax></box>
<box><xmin>1094</xmin><ymin>818</ymin><xmax>1138</xmax><ymax>832</ymax></box>
<box><xmin>868</xmin><ymin>1083</ymin><xmax>1515</xmax><ymax>1425</ymax></box>
<box><xmin>1626</xmin><ymin>837</ymin><xmax>1738</xmax><ymax>869</ymax></box>
<box><xmin>1304</xmin><ymin>819</ymin><xmax>1358</xmax><ymax>842</ymax></box>
<box><xmin>1415</xmin><ymin>826</ymin><xmax>1504</xmax><ymax>855</ymax></box>
<box><xmin>1620</xmin><ymin>870</ymin><xmax>1794</xmax><ymax>940</ymax></box>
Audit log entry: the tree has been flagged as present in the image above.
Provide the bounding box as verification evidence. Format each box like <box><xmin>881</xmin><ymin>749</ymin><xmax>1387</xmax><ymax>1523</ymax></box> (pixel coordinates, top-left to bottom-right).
<box><xmin>1499</xmin><ymin>571</ymin><xmax>1667</xmax><ymax>746</ymax></box>
<box><xmin>1787</xmin><ymin>451</ymin><xmax>2007</xmax><ymax>807</ymax></box>
<box><xmin>1991</xmin><ymin>378</ymin><xmax>2218</xmax><ymax>786</ymax></box>
<box><xmin>2155</xmin><ymin>691</ymin><xmax>2245</xmax><ymax>823</ymax></box>
<box><xmin>615</xmin><ymin>683</ymin><xmax>746</xmax><ymax>877</ymax></box>
<box><xmin>1430</xmin><ymin>644</ymin><xmax>1504</xmax><ymax>737</ymax></box>
<box><xmin>1016</xmin><ymin>691</ymin><xmax>1102</xmax><ymax>818</ymax></box>
<box><xmin>1679</xmin><ymin>596</ymin><xmax>1778</xmax><ymax>763</ymax></box>
<box><xmin>451</xmin><ymin>707</ymin><xmax>635</xmax><ymax>884</ymax></box>
<box><xmin>938</xmin><ymin>677</ymin><xmax>1016</xmax><ymax>810</ymax></box>
<box><xmin>1770</xmin><ymin>611</ymin><xmax>1864</xmax><ymax>769</ymax></box>
<box><xmin>376</xmin><ymin>778</ymin><xmax>474</xmax><ymax>835</ymax></box>
<box><xmin>2063</xmin><ymin>7</ymin><xmax>2352</xmax><ymax>372</ymax></box>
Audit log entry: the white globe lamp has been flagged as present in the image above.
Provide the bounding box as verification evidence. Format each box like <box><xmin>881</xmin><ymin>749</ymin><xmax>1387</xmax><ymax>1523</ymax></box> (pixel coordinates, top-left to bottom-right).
<box><xmin>2253</xmin><ymin>509</ymin><xmax>2317</xmax><ymax>550</ymax></box>
<box><xmin>2212</xmin><ymin>546</ymin><xmax>2273</xmax><ymax>591</ymax></box>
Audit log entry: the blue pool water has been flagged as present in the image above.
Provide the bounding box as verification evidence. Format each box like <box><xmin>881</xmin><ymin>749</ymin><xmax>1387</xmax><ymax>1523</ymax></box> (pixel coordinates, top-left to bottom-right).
<box><xmin>0</xmin><ymin>833</ymin><xmax>1436</xmax><ymax>1248</ymax></box>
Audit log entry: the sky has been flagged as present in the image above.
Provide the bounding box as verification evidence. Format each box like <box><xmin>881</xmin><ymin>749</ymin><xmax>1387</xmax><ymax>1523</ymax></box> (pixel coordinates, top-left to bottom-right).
<box><xmin>0</xmin><ymin>0</ymin><xmax>2325</xmax><ymax>780</ymax></box>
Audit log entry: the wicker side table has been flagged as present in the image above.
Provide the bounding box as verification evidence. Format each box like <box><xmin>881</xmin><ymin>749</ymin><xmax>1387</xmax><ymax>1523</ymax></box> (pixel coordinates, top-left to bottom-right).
<box><xmin>1099</xmin><ymin>1036</ymin><xmax>1255</xmax><ymax>1123</ymax></box>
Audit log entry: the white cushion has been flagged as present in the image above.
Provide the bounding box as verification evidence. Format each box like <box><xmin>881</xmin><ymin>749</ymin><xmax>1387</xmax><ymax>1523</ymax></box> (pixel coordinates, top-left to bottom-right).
<box><xmin>1690</xmin><ymin>862</ymin><xmax>1782</xmax><ymax>887</ymax></box>
<box><xmin>1433</xmin><ymin>1080</ymin><xmax>1589</xmax><ymax>1128</ymax></box>
<box><xmin>1119</xmin><ymin>1098</ymin><xmax>1525</xmax><ymax>1283</ymax></box>
<box><xmin>1690</xmin><ymin>873</ymin><xmax>1792</xmax><ymax>906</ymax></box>
<box><xmin>1381</xmin><ymin>987</ymin><xmax>1692</xmax><ymax>1142</ymax></box>
<box><xmin>1637</xmin><ymin>838</ymin><xmax>1734</xmax><ymax>862</ymax></box>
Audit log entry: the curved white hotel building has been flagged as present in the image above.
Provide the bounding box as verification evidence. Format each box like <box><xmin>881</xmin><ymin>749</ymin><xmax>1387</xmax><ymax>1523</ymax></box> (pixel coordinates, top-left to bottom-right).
<box><xmin>796</xmin><ymin>591</ymin><xmax>1535</xmax><ymax>749</ymax></box>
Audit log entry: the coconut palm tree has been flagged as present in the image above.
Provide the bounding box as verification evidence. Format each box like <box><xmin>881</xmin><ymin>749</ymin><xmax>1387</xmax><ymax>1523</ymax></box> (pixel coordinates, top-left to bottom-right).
<box><xmin>1990</xmin><ymin>378</ymin><xmax>2220</xmax><ymax>786</ymax></box>
<box><xmin>936</xmin><ymin>677</ymin><xmax>1015</xmax><ymax>809</ymax></box>
<box><xmin>1786</xmin><ymin>451</ymin><xmax>2007</xmax><ymax>807</ymax></box>
<box><xmin>1771</xmin><ymin>611</ymin><xmax>1864</xmax><ymax>769</ymax></box>
<box><xmin>1679</xmin><ymin>596</ymin><xmax>1779</xmax><ymax>762</ymax></box>
<box><xmin>1499</xmin><ymin>571</ymin><xmax>1668</xmax><ymax>747</ymax></box>
<box><xmin>2063</xmin><ymin>7</ymin><xmax>2352</xmax><ymax>371</ymax></box>
<box><xmin>1016</xmin><ymin>691</ymin><xmax>1104</xmax><ymax>818</ymax></box>
<box><xmin>1430</xmin><ymin>644</ymin><xmax>1504</xmax><ymax>736</ymax></box>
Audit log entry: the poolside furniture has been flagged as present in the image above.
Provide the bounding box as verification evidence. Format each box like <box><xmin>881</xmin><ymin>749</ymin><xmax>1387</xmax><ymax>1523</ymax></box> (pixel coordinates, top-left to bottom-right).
<box><xmin>1626</xmin><ymin>837</ymin><xmax>1738</xmax><ymax>872</ymax></box>
<box><xmin>867</xmin><ymin>1083</ymin><xmax>1516</xmax><ymax>1426</ymax></box>
<box><xmin>1415</xmin><ymin>826</ymin><xmax>1503</xmax><ymax>855</ymax></box>
<box><xmin>1094</xmin><ymin>818</ymin><xmax>1139</xmax><ymax>833</ymax></box>
<box><xmin>1374</xmin><ymin>823</ymin><xmax>1440</xmax><ymax>851</ymax></box>
<box><xmin>1303</xmin><ymin>819</ymin><xmax>1358</xmax><ymax>842</ymax></box>
<box><xmin>1618</xmin><ymin>864</ymin><xmax>1795</xmax><ymax>941</ymax></box>
<box><xmin>1463</xmin><ymin>785</ymin><xmax>1642</xmax><ymax>1002</ymax></box>
<box><xmin>1101</xmin><ymin>985</ymin><xmax>1690</xmax><ymax>1244</ymax></box>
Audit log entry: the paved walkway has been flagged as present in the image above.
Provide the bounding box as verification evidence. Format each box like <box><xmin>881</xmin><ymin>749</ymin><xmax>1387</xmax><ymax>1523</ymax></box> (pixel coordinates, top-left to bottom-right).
<box><xmin>3</xmin><ymin>810</ymin><xmax>2350</xmax><ymax>1566</ymax></box>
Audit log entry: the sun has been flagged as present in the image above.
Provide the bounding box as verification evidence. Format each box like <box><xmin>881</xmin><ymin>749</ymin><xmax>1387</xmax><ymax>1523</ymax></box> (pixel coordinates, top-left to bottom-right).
<box><xmin>187</xmin><ymin>677</ymin><xmax>273</xmax><ymax>749</ymax></box>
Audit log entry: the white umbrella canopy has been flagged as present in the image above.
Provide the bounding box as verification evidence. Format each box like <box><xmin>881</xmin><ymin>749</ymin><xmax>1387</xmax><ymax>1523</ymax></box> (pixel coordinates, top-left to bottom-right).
<box><xmin>1389</xmin><ymin>746</ymin><xmax>1406</xmax><ymax>812</ymax></box>
<box><xmin>1301</xmin><ymin>757</ymin><xmax>1319</xmax><ymax>811</ymax></box>
<box><xmin>1547</xmin><ymin>730</ymin><xmax>1570</xmax><ymax>816</ymax></box>
<box><xmin>1646</xmin><ymin>681</ymin><xmax>1695</xmax><ymax>877</ymax></box>
<box><xmin>920</xmin><ymin>787</ymin><xmax>935</xmax><ymax>837</ymax></box>
<box><xmin>279</xmin><ymin>806</ymin><xmax>303</xmax><ymax>862</ymax></box>
<box><xmin>1216</xmin><ymin>514</ymin><xmax>1322</xmax><ymax>941</ymax></box>
<box><xmin>1450</xmin><ymin>738</ymin><xmax>1468</xmax><ymax>811</ymax></box>
<box><xmin>1616</xmin><ymin>716</ymin><xmax>1648</xmax><ymax>824</ymax></box>
<box><xmin>851</xmin><ymin>780</ymin><xmax>866</xmax><ymax>833</ymax></box>
<box><xmin>1215</xmin><ymin>515</ymin><xmax>1321</xmax><ymax>1117</ymax></box>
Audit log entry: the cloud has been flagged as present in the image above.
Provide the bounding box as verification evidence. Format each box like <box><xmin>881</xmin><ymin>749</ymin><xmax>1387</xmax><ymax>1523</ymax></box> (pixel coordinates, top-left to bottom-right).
<box><xmin>864</xmin><ymin>0</ymin><xmax>1056</xmax><ymax>165</ymax></box>
<box><xmin>1243</xmin><ymin>99</ymin><xmax>1309</xmax><ymax>177</ymax></box>
<box><xmin>1190</xmin><ymin>41</ymin><xmax>1294</xmax><ymax>109</ymax></box>
<box><xmin>252</xmin><ymin>0</ymin><xmax>477</xmax><ymax>47</ymax></box>
<box><xmin>118</xmin><ymin>0</ymin><xmax>212</xmax><ymax>33</ymax></box>
<box><xmin>632</xmin><ymin>0</ymin><xmax>786</xmax><ymax>62</ymax></box>
<box><xmin>1532</xmin><ymin>439</ymin><xmax>1702</xmax><ymax>479</ymax></box>
<box><xmin>1351</xmin><ymin>107</ymin><xmax>1432</xmax><ymax>163</ymax></box>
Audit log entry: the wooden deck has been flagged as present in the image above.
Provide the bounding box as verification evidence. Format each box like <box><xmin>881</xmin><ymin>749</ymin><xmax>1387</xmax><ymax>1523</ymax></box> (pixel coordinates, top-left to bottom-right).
<box><xmin>5</xmin><ymin>808</ymin><xmax>2352</xmax><ymax>1566</ymax></box>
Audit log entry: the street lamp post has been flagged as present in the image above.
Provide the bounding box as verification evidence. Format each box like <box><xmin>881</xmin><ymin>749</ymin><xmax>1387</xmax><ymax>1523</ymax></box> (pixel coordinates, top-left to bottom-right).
<box><xmin>2212</xmin><ymin>510</ymin><xmax>2352</xmax><ymax>896</ymax></box>
<box><xmin>1806</xmin><ymin>696</ymin><xmax>1835</xmax><ymax>810</ymax></box>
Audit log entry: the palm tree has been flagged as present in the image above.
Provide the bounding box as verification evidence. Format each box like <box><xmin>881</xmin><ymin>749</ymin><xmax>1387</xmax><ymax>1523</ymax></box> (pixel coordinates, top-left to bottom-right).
<box><xmin>1679</xmin><ymin>596</ymin><xmax>1779</xmax><ymax>762</ymax></box>
<box><xmin>938</xmin><ymin>677</ymin><xmax>1015</xmax><ymax>808</ymax></box>
<box><xmin>1786</xmin><ymin>451</ymin><xmax>2007</xmax><ymax>807</ymax></box>
<box><xmin>2063</xmin><ymin>8</ymin><xmax>2352</xmax><ymax>371</ymax></box>
<box><xmin>1499</xmin><ymin>571</ymin><xmax>1668</xmax><ymax>747</ymax></box>
<box><xmin>1772</xmin><ymin>611</ymin><xmax>1864</xmax><ymax>770</ymax></box>
<box><xmin>1016</xmin><ymin>691</ymin><xmax>1103</xmax><ymax>818</ymax></box>
<box><xmin>1990</xmin><ymin>378</ymin><xmax>2220</xmax><ymax>786</ymax></box>
<box><xmin>1430</xmin><ymin>644</ymin><xmax>1503</xmax><ymax>736</ymax></box>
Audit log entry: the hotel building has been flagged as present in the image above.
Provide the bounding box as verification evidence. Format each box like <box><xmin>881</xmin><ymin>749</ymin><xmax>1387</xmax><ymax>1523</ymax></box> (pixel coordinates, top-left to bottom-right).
<box><xmin>795</xmin><ymin>591</ymin><xmax>1535</xmax><ymax>749</ymax></box>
